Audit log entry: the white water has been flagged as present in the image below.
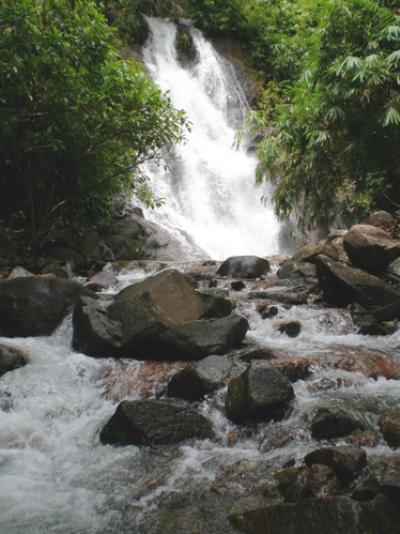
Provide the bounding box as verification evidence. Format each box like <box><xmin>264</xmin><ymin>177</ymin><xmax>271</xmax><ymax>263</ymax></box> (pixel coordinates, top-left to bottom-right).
<box><xmin>141</xmin><ymin>18</ymin><xmax>280</xmax><ymax>260</ymax></box>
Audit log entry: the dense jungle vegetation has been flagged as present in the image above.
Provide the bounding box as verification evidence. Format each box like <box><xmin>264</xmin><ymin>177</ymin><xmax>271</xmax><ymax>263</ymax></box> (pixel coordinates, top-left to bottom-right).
<box><xmin>1</xmin><ymin>0</ymin><xmax>399</xmax><ymax>248</ymax></box>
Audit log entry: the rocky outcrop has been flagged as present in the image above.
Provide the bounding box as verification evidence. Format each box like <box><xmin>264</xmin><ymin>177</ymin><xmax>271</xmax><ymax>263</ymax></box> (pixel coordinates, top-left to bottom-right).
<box><xmin>217</xmin><ymin>256</ymin><xmax>270</xmax><ymax>278</ymax></box>
<box><xmin>225</xmin><ymin>366</ymin><xmax>294</xmax><ymax>423</ymax></box>
<box><xmin>343</xmin><ymin>224</ymin><xmax>400</xmax><ymax>273</ymax></box>
<box><xmin>100</xmin><ymin>398</ymin><xmax>214</xmax><ymax>446</ymax></box>
<box><xmin>0</xmin><ymin>343</ymin><xmax>29</xmax><ymax>376</ymax></box>
<box><xmin>0</xmin><ymin>276</ymin><xmax>94</xmax><ymax>337</ymax></box>
<box><xmin>315</xmin><ymin>254</ymin><xmax>400</xmax><ymax>310</ymax></box>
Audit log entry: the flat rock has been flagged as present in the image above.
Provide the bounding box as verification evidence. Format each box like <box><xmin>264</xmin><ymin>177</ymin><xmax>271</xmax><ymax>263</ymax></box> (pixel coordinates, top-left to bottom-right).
<box><xmin>100</xmin><ymin>398</ymin><xmax>214</xmax><ymax>446</ymax></box>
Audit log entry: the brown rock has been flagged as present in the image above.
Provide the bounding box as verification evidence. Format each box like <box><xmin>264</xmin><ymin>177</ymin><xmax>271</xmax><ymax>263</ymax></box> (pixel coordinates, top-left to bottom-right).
<box><xmin>362</xmin><ymin>211</ymin><xmax>397</xmax><ymax>236</ymax></box>
<box><xmin>379</xmin><ymin>412</ymin><xmax>400</xmax><ymax>448</ymax></box>
<box><xmin>305</xmin><ymin>446</ymin><xmax>367</xmax><ymax>480</ymax></box>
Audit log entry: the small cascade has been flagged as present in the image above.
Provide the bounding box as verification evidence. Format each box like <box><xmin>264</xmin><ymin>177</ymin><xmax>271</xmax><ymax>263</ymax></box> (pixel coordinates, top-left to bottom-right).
<box><xmin>141</xmin><ymin>18</ymin><xmax>280</xmax><ymax>260</ymax></box>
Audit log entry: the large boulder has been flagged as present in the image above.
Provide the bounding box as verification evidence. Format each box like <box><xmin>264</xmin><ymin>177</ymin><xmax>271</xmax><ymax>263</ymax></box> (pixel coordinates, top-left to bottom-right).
<box><xmin>217</xmin><ymin>256</ymin><xmax>270</xmax><ymax>278</ymax></box>
<box><xmin>72</xmin><ymin>296</ymin><xmax>122</xmax><ymax>357</ymax></box>
<box><xmin>167</xmin><ymin>355</ymin><xmax>235</xmax><ymax>400</ymax></box>
<box><xmin>100</xmin><ymin>398</ymin><xmax>214</xmax><ymax>446</ymax></box>
<box><xmin>292</xmin><ymin>240</ymin><xmax>339</xmax><ymax>264</ymax></box>
<box><xmin>343</xmin><ymin>224</ymin><xmax>400</xmax><ymax>273</ymax></box>
<box><xmin>108</xmin><ymin>269</ymin><xmax>203</xmax><ymax>353</ymax></box>
<box><xmin>155</xmin><ymin>313</ymin><xmax>249</xmax><ymax>360</ymax></box>
<box><xmin>225</xmin><ymin>366</ymin><xmax>294</xmax><ymax>423</ymax></box>
<box><xmin>315</xmin><ymin>255</ymin><xmax>400</xmax><ymax>310</ymax></box>
<box><xmin>0</xmin><ymin>343</ymin><xmax>29</xmax><ymax>376</ymax></box>
<box><xmin>0</xmin><ymin>276</ymin><xmax>94</xmax><ymax>337</ymax></box>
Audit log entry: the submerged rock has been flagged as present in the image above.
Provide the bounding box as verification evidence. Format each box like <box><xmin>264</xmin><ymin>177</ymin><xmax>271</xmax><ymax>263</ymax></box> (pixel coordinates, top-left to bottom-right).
<box><xmin>0</xmin><ymin>276</ymin><xmax>93</xmax><ymax>337</ymax></box>
<box><xmin>343</xmin><ymin>224</ymin><xmax>400</xmax><ymax>273</ymax></box>
<box><xmin>311</xmin><ymin>407</ymin><xmax>366</xmax><ymax>440</ymax></box>
<box><xmin>225</xmin><ymin>366</ymin><xmax>294</xmax><ymax>423</ymax></box>
<box><xmin>217</xmin><ymin>256</ymin><xmax>270</xmax><ymax>278</ymax></box>
<box><xmin>100</xmin><ymin>398</ymin><xmax>214</xmax><ymax>446</ymax></box>
<box><xmin>0</xmin><ymin>343</ymin><xmax>29</xmax><ymax>376</ymax></box>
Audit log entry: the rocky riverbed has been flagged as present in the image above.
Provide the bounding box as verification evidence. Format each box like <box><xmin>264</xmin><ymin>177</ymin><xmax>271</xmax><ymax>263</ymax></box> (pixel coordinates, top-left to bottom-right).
<box><xmin>1</xmin><ymin>211</ymin><xmax>400</xmax><ymax>533</ymax></box>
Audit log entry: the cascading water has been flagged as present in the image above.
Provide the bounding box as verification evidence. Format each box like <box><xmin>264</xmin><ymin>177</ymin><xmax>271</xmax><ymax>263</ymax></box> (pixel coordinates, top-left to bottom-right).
<box><xmin>141</xmin><ymin>18</ymin><xmax>280</xmax><ymax>260</ymax></box>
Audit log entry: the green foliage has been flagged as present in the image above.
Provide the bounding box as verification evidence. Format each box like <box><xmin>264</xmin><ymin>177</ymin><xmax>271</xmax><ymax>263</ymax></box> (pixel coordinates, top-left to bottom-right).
<box><xmin>0</xmin><ymin>0</ymin><xmax>187</xmax><ymax>248</ymax></box>
<box><xmin>253</xmin><ymin>0</ymin><xmax>400</xmax><ymax>228</ymax></box>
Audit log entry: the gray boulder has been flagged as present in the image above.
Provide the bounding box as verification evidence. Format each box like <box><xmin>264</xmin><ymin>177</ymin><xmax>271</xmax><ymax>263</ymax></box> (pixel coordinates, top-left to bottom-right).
<box><xmin>156</xmin><ymin>314</ymin><xmax>249</xmax><ymax>360</ymax></box>
<box><xmin>343</xmin><ymin>224</ymin><xmax>400</xmax><ymax>273</ymax></box>
<box><xmin>72</xmin><ymin>296</ymin><xmax>122</xmax><ymax>357</ymax></box>
<box><xmin>100</xmin><ymin>398</ymin><xmax>214</xmax><ymax>446</ymax></box>
<box><xmin>167</xmin><ymin>355</ymin><xmax>235</xmax><ymax>400</ymax></box>
<box><xmin>225</xmin><ymin>366</ymin><xmax>294</xmax><ymax>423</ymax></box>
<box><xmin>292</xmin><ymin>240</ymin><xmax>339</xmax><ymax>264</ymax></box>
<box><xmin>217</xmin><ymin>256</ymin><xmax>270</xmax><ymax>278</ymax></box>
<box><xmin>0</xmin><ymin>276</ymin><xmax>94</xmax><ymax>337</ymax></box>
<box><xmin>311</xmin><ymin>407</ymin><xmax>366</xmax><ymax>440</ymax></box>
<box><xmin>0</xmin><ymin>343</ymin><xmax>29</xmax><ymax>376</ymax></box>
<box><xmin>362</xmin><ymin>211</ymin><xmax>397</xmax><ymax>236</ymax></box>
<box><xmin>315</xmin><ymin>255</ymin><xmax>400</xmax><ymax>310</ymax></box>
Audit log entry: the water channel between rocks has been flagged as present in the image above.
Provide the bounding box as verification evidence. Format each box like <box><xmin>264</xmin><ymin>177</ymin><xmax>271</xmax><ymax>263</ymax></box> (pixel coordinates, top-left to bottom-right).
<box><xmin>1</xmin><ymin>260</ymin><xmax>400</xmax><ymax>533</ymax></box>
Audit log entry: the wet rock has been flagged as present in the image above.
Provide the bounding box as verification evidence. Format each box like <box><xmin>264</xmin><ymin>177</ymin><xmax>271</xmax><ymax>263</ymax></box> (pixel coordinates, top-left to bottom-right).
<box><xmin>351</xmin><ymin>304</ymin><xmax>396</xmax><ymax>336</ymax></box>
<box><xmin>379</xmin><ymin>412</ymin><xmax>400</xmax><ymax>448</ymax></box>
<box><xmin>362</xmin><ymin>211</ymin><xmax>397</xmax><ymax>236</ymax></box>
<box><xmin>108</xmin><ymin>269</ymin><xmax>203</xmax><ymax>354</ymax></box>
<box><xmin>197</xmin><ymin>291</ymin><xmax>233</xmax><ymax>319</ymax></box>
<box><xmin>156</xmin><ymin>313</ymin><xmax>249</xmax><ymax>360</ymax></box>
<box><xmin>239</xmin><ymin>348</ymin><xmax>278</xmax><ymax>362</ymax></box>
<box><xmin>275</xmin><ymin>357</ymin><xmax>311</xmax><ymax>382</ymax></box>
<box><xmin>345</xmin><ymin>431</ymin><xmax>380</xmax><ymax>448</ymax></box>
<box><xmin>0</xmin><ymin>276</ymin><xmax>94</xmax><ymax>337</ymax></box>
<box><xmin>277</xmin><ymin>260</ymin><xmax>317</xmax><ymax>282</ymax></box>
<box><xmin>100</xmin><ymin>398</ymin><xmax>214</xmax><ymax>446</ymax></box>
<box><xmin>167</xmin><ymin>355</ymin><xmax>234</xmax><ymax>400</ymax></box>
<box><xmin>41</xmin><ymin>263</ymin><xmax>70</xmax><ymax>279</ymax></box>
<box><xmin>292</xmin><ymin>240</ymin><xmax>339</xmax><ymax>264</ymax></box>
<box><xmin>72</xmin><ymin>296</ymin><xmax>122</xmax><ymax>357</ymax></box>
<box><xmin>230</xmin><ymin>496</ymin><xmax>360</xmax><ymax>534</ymax></box>
<box><xmin>85</xmin><ymin>269</ymin><xmax>118</xmax><ymax>292</ymax></box>
<box><xmin>231</xmin><ymin>280</ymin><xmax>246</xmax><ymax>291</ymax></box>
<box><xmin>275</xmin><ymin>464</ymin><xmax>338</xmax><ymax>502</ymax></box>
<box><xmin>305</xmin><ymin>446</ymin><xmax>367</xmax><ymax>480</ymax></box>
<box><xmin>225</xmin><ymin>366</ymin><xmax>294</xmax><ymax>423</ymax></box>
<box><xmin>208</xmin><ymin>278</ymin><xmax>218</xmax><ymax>288</ymax></box>
<box><xmin>343</xmin><ymin>224</ymin><xmax>400</xmax><ymax>273</ymax></box>
<box><xmin>386</xmin><ymin>257</ymin><xmax>400</xmax><ymax>278</ymax></box>
<box><xmin>248</xmin><ymin>288</ymin><xmax>309</xmax><ymax>306</ymax></box>
<box><xmin>261</xmin><ymin>306</ymin><xmax>278</xmax><ymax>319</ymax></box>
<box><xmin>217</xmin><ymin>256</ymin><xmax>270</xmax><ymax>279</ymax></box>
<box><xmin>0</xmin><ymin>343</ymin><xmax>29</xmax><ymax>376</ymax></box>
<box><xmin>315</xmin><ymin>254</ymin><xmax>400</xmax><ymax>310</ymax></box>
<box><xmin>277</xmin><ymin>320</ymin><xmax>302</xmax><ymax>338</ymax></box>
<box><xmin>7</xmin><ymin>266</ymin><xmax>34</xmax><ymax>279</ymax></box>
<box><xmin>311</xmin><ymin>407</ymin><xmax>366</xmax><ymax>440</ymax></box>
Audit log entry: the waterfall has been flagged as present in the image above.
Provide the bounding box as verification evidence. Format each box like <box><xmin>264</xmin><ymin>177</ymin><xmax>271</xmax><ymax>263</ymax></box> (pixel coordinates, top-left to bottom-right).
<box><xmin>141</xmin><ymin>18</ymin><xmax>280</xmax><ymax>260</ymax></box>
